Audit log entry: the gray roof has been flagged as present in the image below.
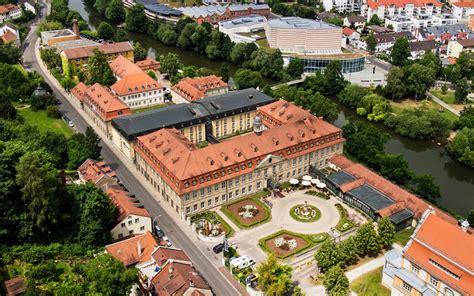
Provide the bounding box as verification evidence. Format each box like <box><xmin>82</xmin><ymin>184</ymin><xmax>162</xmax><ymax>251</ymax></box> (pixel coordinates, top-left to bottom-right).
<box><xmin>178</xmin><ymin>5</ymin><xmax>225</xmax><ymax>18</ymax></box>
<box><xmin>227</xmin><ymin>4</ymin><xmax>269</xmax><ymax>11</ymax></box>
<box><xmin>327</xmin><ymin>171</ymin><xmax>356</xmax><ymax>186</ymax></box>
<box><xmin>219</xmin><ymin>15</ymin><xmax>266</xmax><ymax>29</ymax></box>
<box><xmin>420</xmin><ymin>24</ymin><xmax>473</xmax><ymax>38</ymax></box>
<box><xmin>267</xmin><ymin>17</ymin><xmax>337</xmax><ymax>30</ymax></box>
<box><xmin>348</xmin><ymin>184</ymin><xmax>394</xmax><ymax>211</ymax></box>
<box><xmin>346</xmin><ymin>15</ymin><xmax>366</xmax><ymax>23</ymax></box>
<box><xmin>409</xmin><ymin>40</ymin><xmax>436</xmax><ymax>52</ymax></box>
<box><xmin>389</xmin><ymin>209</ymin><xmax>414</xmax><ymax>224</ymax></box>
<box><xmin>137</xmin><ymin>0</ymin><xmax>182</xmax><ymax>16</ymax></box>
<box><xmin>375</xmin><ymin>31</ymin><xmax>414</xmax><ymax>44</ymax></box>
<box><xmin>55</xmin><ymin>39</ymin><xmax>99</xmax><ymax>51</ymax></box>
<box><xmin>194</xmin><ymin>88</ymin><xmax>275</xmax><ymax>117</ymax></box>
<box><xmin>112</xmin><ymin>103</ymin><xmax>210</xmax><ymax>141</ymax></box>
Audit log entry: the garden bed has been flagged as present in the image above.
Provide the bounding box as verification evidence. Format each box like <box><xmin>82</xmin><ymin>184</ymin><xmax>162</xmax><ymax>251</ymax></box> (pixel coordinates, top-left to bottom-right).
<box><xmin>258</xmin><ymin>231</ymin><xmax>328</xmax><ymax>259</ymax></box>
<box><xmin>190</xmin><ymin>211</ymin><xmax>234</xmax><ymax>237</ymax></box>
<box><xmin>289</xmin><ymin>204</ymin><xmax>321</xmax><ymax>223</ymax></box>
<box><xmin>335</xmin><ymin>203</ymin><xmax>355</xmax><ymax>233</ymax></box>
<box><xmin>305</xmin><ymin>190</ymin><xmax>331</xmax><ymax>200</ymax></box>
<box><xmin>221</xmin><ymin>193</ymin><xmax>271</xmax><ymax>228</ymax></box>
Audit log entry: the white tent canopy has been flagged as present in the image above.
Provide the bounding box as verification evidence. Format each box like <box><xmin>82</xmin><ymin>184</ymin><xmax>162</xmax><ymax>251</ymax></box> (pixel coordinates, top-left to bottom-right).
<box><xmin>289</xmin><ymin>178</ymin><xmax>299</xmax><ymax>185</ymax></box>
<box><xmin>302</xmin><ymin>175</ymin><xmax>312</xmax><ymax>181</ymax></box>
<box><xmin>302</xmin><ymin>180</ymin><xmax>311</xmax><ymax>186</ymax></box>
<box><xmin>317</xmin><ymin>182</ymin><xmax>326</xmax><ymax>189</ymax></box>
<box><xmin>311</xmin><ymin>179</ymin><xmax>319</xmax><ymax>185</ymax></box>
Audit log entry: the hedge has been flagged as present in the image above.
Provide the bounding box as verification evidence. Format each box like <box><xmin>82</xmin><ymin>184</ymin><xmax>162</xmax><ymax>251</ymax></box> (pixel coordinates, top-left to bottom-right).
<box><xmin>305</xmin><ymin>190</ymin><xmax>331</xmax><ymax>200</ymax></box>
<box><xmin>289</xmin><ymin>204</ymin><xmax>321</xmax><ymax>223</ymax></box>
<box><xmin>190</xmin><ymin>211</ymin><xmax>235</xmax><ymax>237</ymax></box>
<box><xmin>258</xmin><ymin>230</ymin><xmax>329</xmax><ymax>259</ymax></box>
<box><xmin>335</xmin><ymin>203</ymin><xmax>355</xmax><ymax>233</ymax></box>
<box><xmin>220</xmin><ymin>192</ymin><xmax>271</xmax><ymax>229</ymax></box>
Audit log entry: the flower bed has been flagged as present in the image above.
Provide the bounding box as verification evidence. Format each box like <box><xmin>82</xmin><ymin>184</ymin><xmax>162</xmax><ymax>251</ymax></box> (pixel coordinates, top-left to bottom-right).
<box><xmin>305</xmin><ymin>190</ymin><xmax>331</xmax><ymax>200</ymax></box>
<box><xmin>259</xmin><ymin>231</ymin><xmax>311</xmax><ymax>259</ymax></box>
<box><xmin>335</xmin><ymin>203</ymin><xmax>355</xmax><ymax>233</ymax></box>
<box><xmin>190</xmin><ymin>211</ymin><xmax>234</xmax><ymax>237</ymax></box>
<box><xmin>221</xmin><ymin>193</ymin><xmax>271</xmax><ymax>228</ymax></box>
<box><xmin>289</xmin><ymin>204</ymin><xmax>321</xmax><ymax>223</ymax></box>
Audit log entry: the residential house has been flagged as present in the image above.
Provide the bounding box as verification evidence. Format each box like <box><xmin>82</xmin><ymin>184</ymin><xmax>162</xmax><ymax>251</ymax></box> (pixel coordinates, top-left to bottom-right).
<box><xmin>323</xmin><ymin>0</ymin><xmax>363</xmax><ymax>13</ymax></box>
<box><xmin>362</xmin><ymin>0</ymin><xmax>442</xmax><ymax>22</ymax></box>
<box><xmin>20</xmin><ymin>0</ymin><xmax>36</xmax><ymax>14</ymax></box>
<box><xmin>367</xmin><ymin>24</ymin><xmax>392</xmax><ymax>34</ymax></box>
<box><xmin>105</xmin><ymin>231</ymin><xmax>159</xmax><ymax>267</ymax></box>
<box><xmin>0</xmin><ymin>4</ymin><xmax>21</xmax><ymax>23</ymax></box>
<box><xmin>225</xmin><ymin>4</ymin><xmax>270</xmax><ymax>19</ymax></box>
<box><xmin>415</xmin><ymin>24</ymin><xmax>473</xmax><ymax>42</ymax></box>
<box><xmin>60</xmin><ymin>41</ymin><xmax>133</xmax><ymax>74</ymax></box>
<box><xmin>110</xmin><ymin>55</ymin><xmax>143</xmax><ymax>79</ymax></box>
<box><xmin>111</xmin><ymin>73</ymin><xmax>165</xmax><ymax>109</ymax></box>
<box><xmin>135</xmin><ymin>58</ymin><xmax>160</xmax><ymax>72</ymax></box>
<box><xmin>172</xmin><ymin>75</ymin><xmax>228</xmax><ymax>103</ymax></box>
<box><xmin>72</xmin><ymin>82</ymin><xmax>132</xmax><ymax>139</ymax></box>
<box><xmin>0</xmin><ymin>23</ymin><xmax>20</xmax><ymax>47</ymax></box>
<box><xmin>409</xmin><ymin>40</ymin><xmax>437</xmax><ymax>58</ymax></box>
<box><xmin>178</xmin><ymin>5</ymin><xmax>227</xmax><ymax>24</ymax></box>
<box><xmin>78</xmin><ymin>158</ymin><xmax>118</xmax><ymax>188</ymax></box>
<box><xmin>373</xmin><ymin>31</ymin><xmax>415</xmax><ymax>52</ymax></box>
<box><xmin>342</xmin><ymin>27</ymin><xmax>360</xmax><ymax>47</ymax></box>
<box><xmin>447</xmin><ymin>38</ymin><xmax>474</xmax><ymax>57</ymax></box>
<box><xmin>382</xmin><ymin>211</ymin><xmax>473</xmax><ymax>296</ymax></box>
<box><xmin>106</xmin><ymin>185</ymin><xmax>152</xmax><ymax>240</ymax></box>
<box><xmin>452</xmin><ymin>1</ymin><xmax>474</xmax><ymax>20</ymax></box>
<box><xmin>343</xmin><ymin>15</ymin><xmax>366</xmax><ymax>30</ymax></box>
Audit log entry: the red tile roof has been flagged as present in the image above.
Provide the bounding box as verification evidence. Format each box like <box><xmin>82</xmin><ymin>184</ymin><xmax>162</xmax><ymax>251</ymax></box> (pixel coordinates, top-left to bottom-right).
<box><xmin>78</xmin><ymin>158</ymin><xmax>117</xmax><ymax>184</ymax></box>
<box><xmin>329</xmin><ymin>155</ymin><xmax>457</xmax><ymax>223</ymax></box>
<box><xmin>452</xmin><ymin>1</ymin><xmax>474</xmax><ymax>7</ymax></box>
<box><xmin>151</xmin><ymin>261</ymin><xmax>211</xmax><ymax>296</ymax></box>
<box><xmin>257</xmin><ymin>99</ymin><xmax>314</xmax><ymax>126</ymax></box>
<box><xmin>106</xmin><ymin>231</ymin><xmax>158</xmax><ymax>266</ymax></box>
<box><xmin>135</xmin><ymin>58</ymin><xmax>160</xmax><ymax>71</ymax></box>
<box><xmin>172</xmin><ymin>75</ymin><xmax>228</xmax><ymax>102</ymax></box>
<box><xmin>0</xmin><ymin>4</ymin><xmax>19</xmax><ymax>14</ymax></box>
<box><xmin>62</xmin><ymin>41</ymin><xmax>133</xmax><ymax>60</ymax></box>
<box><xmin>1</xmin><ymin>30</ymin><xmax>16</xmax><ymax>44</ymax></box>
<box><xmin>136</xmin><ymin>116</ymin><xmax>343</xmax><ymax>195</ymax></box>
<box><xmin>106</xmin><ymin>186</ymin><xmax>151</xmax><ymax>227</ymax></box>
<box><xmin>3</xmin><ymin>277</ymin><xmax>26</xmax><ymax>296</ymax></box>
<box><xmin>84</xmin><ymin>83</ymin><xmax>131</xmax><ymax>121</ymax></box>
<box><xmin>339</xmin><ymin>178</ymin><xmax>366</xmax><ymax>193</ymax></box>
<box><xmin>110</xmin><ymin>55</ymin><xmax>143</xmax><ymax>79</ymax></box>
<box><xmin>366</xmin><ymin>0</ymin><xmax>441</xmax><ymax>9</ymax></box>
<box><xmin>71</xmin><ymin>82</ymin><xmax>88</xmax><ymax>102</ymax></box>
<box><xmin>111</xmin><ymin>72</ymin><xmax>162</xmax><ymax>96</ymax></box>
<box><xmin>151</xmin><ymin>247</ymin><xmax>191</xmax><ymax>266</ymax></box>
<box><xmin>458</xmin><ymin>38</ymin><xmax>474</xmax><ymax>47</ymax></box>
<box><xmin>404</xmin><ymin>214</ymin><xmax>474</xmax><ymax>295</ymax></box>
<box><xmin>343</xmin><ymin>27</ymin><xmax>356</xmax><ymax>36</ymax></box>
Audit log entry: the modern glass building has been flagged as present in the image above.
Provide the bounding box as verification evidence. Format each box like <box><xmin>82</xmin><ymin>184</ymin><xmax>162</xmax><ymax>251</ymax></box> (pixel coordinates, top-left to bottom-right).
<box><xmin>291</xmin><ymin>54</ymin><xmax>365</xmax><ymax>73</ymax></box>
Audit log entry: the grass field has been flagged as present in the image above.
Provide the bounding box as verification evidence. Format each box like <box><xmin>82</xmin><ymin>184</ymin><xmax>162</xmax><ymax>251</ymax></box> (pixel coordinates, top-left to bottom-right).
<box><xmin>430</xmin><ymin>89</ymin><xmax>457</xmax><ymax>105</ymax></box>
<box><xmin>132</xmin><ymin>103</ymin><xmax>171</xmax><ymax>114</ymax></box>
<box><xmin>390</xmin><ymin>100</ymin><xmax>458</xmax><ymax>124</ymax></box>
<box><xmin>350</xmin><ymin>267</ymin><xmax>391</xmax><ymax>296</ymax></box>
<box><xmin>18</xmin><ymin>107</ymin><xmax>73</xmax><ymax>137</ymax></box>
<box><xmin>394</xmin><ymin>228</ymin><xmax>414</xmax><ymax>246</ymax></box>
<box><xmin>256</xmin><ymin>38</ymin><xmax>269</xmax><ymax>48</ymax></box>
<box><xmin>162</xmin><ymin>0</ymin><xmax>197</xmax><ymax>7</ymax></box>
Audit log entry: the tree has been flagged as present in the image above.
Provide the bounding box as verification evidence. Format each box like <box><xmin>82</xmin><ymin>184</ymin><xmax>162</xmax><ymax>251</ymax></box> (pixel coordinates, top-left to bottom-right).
<box><xmin>234</xmin><ymin>69</ymin><xmax>263</xmax><ymax>89</ymax></box>
<box><xmin>249</xmin><ymin>48</ymin><xmax>284</xmax><ymax>80</ymax></box>
<box><xmin>105</xmin><ymin>0</ymin><xmax>125</xmax><ymax>25</ymax></box>
<box><xmin>468</xmin><ymin>209</ymin><xmax>474</xmax><ymax>227</ymax></box>
<box><xmin>377</xmin><ymin>217</ymin><xmax>396</xmax><ymax>248</ymax></box>
<box><xmin>446</xmin><ymin>127</ymin><xmax>474</xmax><ymax>168</ymax></box>
<box><xmin>0</xmin><ymin>101</ymin><xmax>17</xmax><ymax>120</ymax></box>
<box><xmin>84</xmin><ymin>254</ymin><xmax>137</xmax><ymax>295</ymax></box>
<box><xmin>177</xmin><ymin>22</ymin><xmax>196</xmax><ymax>50</ymax></box>
<box><xmin>376</xmin><ymin>154</ymin><xmax>412</xmax><ymax>185</ymax></box>
<box><xmin>219</xmin><ymin>63</ymin><xmax>230</xmax><ymax>82</ymax></box>
<box><xmin>323</xmin><ymin>265</ymin><xmax>349</xmax><ymax>296</ymax></box>
<box><xmin>133</xmin><ymin>42</ymin><xmax>147</xmax><ymax>62</ymax></box>
<box><xmin>87</xmin><ymin>48</ymin><xmax>116</xmax><ymax>86</ymax></box>
<box><xmin>125</xmin><ymin>3</ymin><xmax>147</xmax><ymax>33</ymax></box>
<box><xmin>384</xmin><ymin>67</ymin><xmax>405</xmax><ymax>100</ymax></box>
<box><xmin>230</xmin><ymin>42</ymin><xmax>256</xmax><ymax>64</ymax></box>
<box><xmin>293</xmin><ymin>91</ymin><xmax>338</xmax><ymax>122</ymax></box>
<box><xmin>411</xmin><ymin>174</ymin><xmax>441</xmax><ymax>200</ymax></box>
<box><xmin>115</xmin><ymin>28</ymin><xmax>128</xmax><ymax>42</ymax></box>
<box><xmin>405</xmin><ymin>64</ymin><xmax>436</xmax><ymax>99</ymax></box>
<box><xmin>16</xmin><ymin>150</ymin><xmax>61</xmax><ymax>235</ymax></box>
<box><xmin>314</xmin><ymin>240</ymin><xmax>342</xmax><ymax>271</ymax></box>
<box><xmin>456</xmin><ymin>52</ymin><xmax>474</xmax><ymax>80</ymax></box>
<box><xmin>354</xmin><ymin>223</ymin><xmax>380</xmax><ymax>255</ymax></box>
<box><xmin>368</xmin><ymin>14</ymin><xmax>381</xmax><ymax>25</ymax></box>
<box><xmin>160</xmin><ymin>53</ymin><xmax>182</xmax><ymax>81</ymax></box>
<box><xmin>338</xmin><ymin>84</ymin><xmax>370</xmax><ymax>109</ymax></box>
<box><xmin>456</xmin><ymin>106</ymin><xmax>474</xmax><ymax>130</ymax></box>
<box><xmin>147</xmin><ymin>70</ymin><xmax>157</xmax><ymax>80</ymax></box>
<box><xmin>40</xmin><ymin>47</ymin><xmax>62</xmax><ymax>69</ymax></box>
<box><xmin>97</xmin><ymin>22</ymin><xmax>114</xmax><ymax>40</ymax></box>
<box><xmin>338</xmin><ymin>236</ymin><xmax>358</xmax><ymax>266</ymax></box>
<box><xmin>0</xmin><ymin>43</ymin><xmax>21</xmax><ymax>64</ymax></box>
<box><xmin>66</xmin><ymin>128</ymin><xmax>102</xmax><ymax>170</ymax></box>
<box><xmin>158</xmin><ymin>25</ymin><xmax>178</xmax><ymax>46</ymax></box>
<box><xmin>365</xmin><ymin>32</ymin><xmax>377</xmax><ymax>53</ymax></box>
<box><xmin>190</xmin><ymin>25</ymin><xmax>210</xmax><ymax>54</ymax></box>
<box><xmin>256</xmin><ymin>255</ymin><xmax>294</xmax><ymax>294</ymax></box>
<box><xmin>323</xmin><ymin>61</ymin><xmax>346</xmax><ymax>96</ymax></box>
<box><xmin>357</xmin><ymin>93</ymin><xmax>391</xmax><ymax>122</ymax></box>
<box><xmin>390</xmin><ymin>37</ymin><xmax>410</xmax><ymax>67</ymax></box>
<box><xmin>454</xmin><ymin>78</ymin><xmax>469</xmax><ymax>103</ymax></box>
<box><xmin>94</xmin><ymin>0</ymin><xmax>110</xmax><ymax>14</ymax></box>
<box><xmin>286</xmin><ymin>58</ymin><xmax>304</xmax><ymax>79</ymax></box>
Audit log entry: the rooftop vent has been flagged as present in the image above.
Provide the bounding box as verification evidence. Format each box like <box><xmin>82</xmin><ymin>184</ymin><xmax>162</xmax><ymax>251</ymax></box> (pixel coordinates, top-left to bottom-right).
<box><xmin>134</xmin><ymin>203</ymin><xmax>144</xmax><ymax>208</ymax></box>
<box><xmin>210</xmin><ymin>101</ymin><xmax>219</xmax><ymax>110</ymax></box>
<box><xmin>248</xmin><ymin>94</ymin><xmax>254</xmax><ymax>99</ymax></box>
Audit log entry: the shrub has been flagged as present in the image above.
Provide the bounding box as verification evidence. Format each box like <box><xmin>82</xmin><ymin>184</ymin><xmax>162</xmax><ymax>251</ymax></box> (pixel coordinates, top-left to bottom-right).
<box><xmin>335</xmin><ymin>204</ymin><xmax>355</xmax><ymax>233</ymax></box>
<box><xmin>47</xmin><ymin>105</ymin><xmax>60</xmax><ymax>118</ymax></box>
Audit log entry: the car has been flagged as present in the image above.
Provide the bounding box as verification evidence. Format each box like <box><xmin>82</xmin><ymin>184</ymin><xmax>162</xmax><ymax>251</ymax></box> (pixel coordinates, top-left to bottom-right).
<box><xmin>366</xmin><ymin>60</ymin><xmax>372</xmax><ymax>64</ymax></box>
<box><xmin>212</xmin><ymin>243</ymin><xmax>224</xmax><ymax>254</ymax></box>
<box><xmin>162</xmin><ymin>236</ymin><xmax>172</xmax><ymax>247</ymax></box>
<box><xmin>68</xmin><ymin>121</ymin><xmax>74</xmax><ymax>127</ymax></box>
<box><xmin>154</xmin><ymin>226</ymin><xmax>165</xmax><ymax>238</ymax></box>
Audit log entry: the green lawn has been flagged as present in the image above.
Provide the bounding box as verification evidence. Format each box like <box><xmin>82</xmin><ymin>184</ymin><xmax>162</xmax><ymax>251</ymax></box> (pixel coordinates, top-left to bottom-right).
<box><xmin>132</xmin><ymin>103</ymin><xmax>171</xmax><ymax>114</ymax></box>
<box><xmin>18</xmin><ymin>107</ymin><xmax>73</xmax><ymax>137</ymax></box>
<box><xmin>394</xmin><ymin>228</ymin><xmax>414</xmax><ymax>246</ymax></box>
<box><xmin>350</xmin><ymin>267</ymin><xmax>391</xmax><ymax>296</ymax></box>
<box><xmin>430</xmin><ymin>89</ymin><xmax>456</xmax><ymax>105</ymax></box>
<box><xmin>256</xmin><ymin>38</ymin><xmax>269</xmax><ymax>48</ymax></box>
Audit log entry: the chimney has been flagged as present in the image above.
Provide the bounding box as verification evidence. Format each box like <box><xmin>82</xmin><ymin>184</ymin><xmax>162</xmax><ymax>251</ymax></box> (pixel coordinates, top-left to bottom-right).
<box><xmin>137</xmin><ymin>241</ymin><xmax>142</xmax><ymax>257</ymax></box>
<box><xmin>72</xmin><ymin>19</ymin><xmax>80</xmax><ymax>39</ymax></box>
<box><xmin>189</xmin><ymin>278</ymin><xmax>195</xmax><ymax>287</ymax></box>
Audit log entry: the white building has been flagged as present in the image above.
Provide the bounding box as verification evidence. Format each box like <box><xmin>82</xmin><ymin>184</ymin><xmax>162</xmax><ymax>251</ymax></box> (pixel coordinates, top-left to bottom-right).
<box><xmin>452</xmin><ymin>2</ymin><xmax>474</xmax><ymax>20</ymax></box>
<box><xmin>21</xmin><ymin>0</ymin><xmax>37</xmax><ymax>14</ymax></box>
<box><xmin>323</xmin><ymin>0</ymin><xmax>363</xmax><ymax>13</ymax></box>
<box><xmin>218</xmin><ymin>15</ymin><xmax>267</xmax><ymax>43</ymax></box>
<box><xmin>362</xmin><ymin>0</ymin><xmax>442</xmax><ymax>22</ymax></box>
<box><xmin>369</xmin><ymin>31</ymin><xmax>415</xmax><ymax>52</ymax></box>
<box><xmin>386</xmin><ymin>14</ymin><xmax>457</xmax><ymax>32</ymax></box>
<box><xmin>0</xmin><ymin>23</ymin><xmax>20</xmax><ymax>47</ymax></box>
<box><xmin>447</xmin><ymin>38</ymin><xmax>474</xmax><ymax>57</ymax></box>
<box><xmin>0</xmin><ymin>4</ymin><xmax>21</xmax><ymax>23</ymax></box>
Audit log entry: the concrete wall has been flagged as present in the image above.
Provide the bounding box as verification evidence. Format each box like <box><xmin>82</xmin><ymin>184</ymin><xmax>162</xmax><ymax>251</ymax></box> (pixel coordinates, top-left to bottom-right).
<box><xmin>111</xmin><ymin>214</ymin><xmax>152</xmax><ymax>240</ymax></box>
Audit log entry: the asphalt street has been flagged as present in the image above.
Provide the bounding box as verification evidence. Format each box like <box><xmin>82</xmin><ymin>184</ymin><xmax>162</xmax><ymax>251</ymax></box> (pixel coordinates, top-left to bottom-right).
<box><xmin>22</xmin><ymin>6</ymin><xmax>239</xmax><ymax>296</ymax></box>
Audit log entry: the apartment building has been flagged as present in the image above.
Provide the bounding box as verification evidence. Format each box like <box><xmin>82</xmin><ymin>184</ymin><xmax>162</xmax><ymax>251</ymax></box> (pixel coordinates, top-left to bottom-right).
<box><xmin>172</xmin><ymin>75</ymin><xmax>228</xmax><ymax>103</ymax></box>
<box><xmin>382</xmin><ymin>211</ymin><xmax>473</xmax><ymax>296</ymax></box>
<box><xmin>0</xmin><ymin>4</ymin><xmax>21</xmax><ymax>23</ymax></box>
<box><xmin>452</xmin><ymin>1</ymin><xmax>474</xmax><ymax>19</ymax></box>
<box><xmin>133</xmin><ymin>99</ymin><xmax>344</xmax><ymax>216</ymax></box>
<box><xmin>362</xmin><ymin>0</ymin><xmax>442</xmax><ymax>22</ymax></box>
<box><xmin>323</xmin><ymin>0</ymin><xmax>363</xmax><ymax>13</ymax></box>
<box><xmin>385</xmin><ymin>13</ymin><xmax>457</xmax><ymax>32</ymax></box>
<box><xmin>225</xmin><ymin>4</ymin><xmax>270</xmax><ymax>19</ymax></box>
<box><xmin>447</xmin><ymin>38</ymin><xmax>474</xmax><ymax>57</ymax></box>
<box><xmin>60</xmin><ymin>41</ymin><xmax>133</xmax><ymax>73</ymax></box>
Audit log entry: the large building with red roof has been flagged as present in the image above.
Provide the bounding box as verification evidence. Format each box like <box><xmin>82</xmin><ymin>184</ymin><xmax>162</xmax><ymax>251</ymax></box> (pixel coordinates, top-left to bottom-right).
<box><xmin>78</xmin><ymin>158</ymin><xmax>118</xmax><ymax>188</ymax></box>
<box><xmin>362</xmin><ymin>0</ymin><xmax>442</xmax><ymax>22</ymax></box>
<box><xmin>0</xmin><ymin>4</ymin><xmax>21</xmax><ymax>23</ymax></box>
<box><xmin>382</xmin><ymin>211</ymin><xmax>473</xmax><ymax>296</ymax></box>
<box><xmin>133</xmin><ymin>99</ymin><xmax>344</xmax><ymax>215</ymax></box>
<box><xmin>172</xmin><ymin>75</ymin><xmax>228</xmax><ymax>103</ymax></box>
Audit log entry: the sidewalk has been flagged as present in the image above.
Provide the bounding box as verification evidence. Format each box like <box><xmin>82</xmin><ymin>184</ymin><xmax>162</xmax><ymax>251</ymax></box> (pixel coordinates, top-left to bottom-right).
<box><xmin>426</xmin><ymin>91</ymin><xmax>460</xmax><ymax>116</ymax></box>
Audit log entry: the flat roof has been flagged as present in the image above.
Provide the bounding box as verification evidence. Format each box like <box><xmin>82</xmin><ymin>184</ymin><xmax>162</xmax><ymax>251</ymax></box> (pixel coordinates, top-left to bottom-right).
<box><xmin>137</xmin><ymin>0</ymin><xmax>182</xmax><ymax>16</ymax></box>
<box><xmin>327</xmin><ymin>171</ymin><xmax>357</xmax><ymax>186</ymax></box>
<box><xmin>267</xmin><ymin>17</ymin><xmax>337</xmax><ymax>30</ymax></box>
<box><xmin>219</xmin><ymin>15</ymin><xmax>266</xmax><ymax>29</ymax></box>
<box><xmin>348</xmin><ymin>184</ymin><xmax>394</xmax><ymax>211</ymax></box>
<box><xmin>55</xmin><ymin>39</ymin><xmax>99</xmax><ymax>51</ymax></box>
<box><xmin>389</xmin><ymin>209</ymin><xmax>414</xmax><ymax>224</ymax></box>
<box><xmin>179</xmin><ymin>5</ymin><xmax>225</xmax><ymax>18</ymax></box>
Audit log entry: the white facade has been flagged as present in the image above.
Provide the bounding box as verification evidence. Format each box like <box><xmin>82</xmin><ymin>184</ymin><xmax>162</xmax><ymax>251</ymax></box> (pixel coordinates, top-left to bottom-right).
<box><xmin>0</xmin><ymin>23</ymin><xmax>20</xmax><ymax>47</ymax></box>
<box><xmin>452</xmin><ymin>4</ymin><xmax>474</xmax><ymax>20</ymax></box>
<box><xmin>24</xmin><ymin>1</ymin><xmax>36</xmax><ymax>14</ymax></box>
<box><xmin>115</xmin><ymin>88</ymin><xmax>165</xmax><ymax>109</ymax></box>
<box><xmin>323</xmin><ymin>0</ymin><xmax>363</xmax><ymax>13</ymax></box>
<box><xmin>386</xmin><ymin>14</ymin><xmax>457</xmax><ymax>32</ymax></box>
<box><xmin>0</xmin><ymin>6</ymin><xmax>21</xmax><ymax>23</ymax></box>
<box><xmin>110</xmin><ymin>214</ymin><xmax>152</xmax><ymax>240</ymax></box>
<box><xmin>218</xmin><ymin>15</ymin><xmax>266</xmax><ymax>44</ymax></box>
<box><xmin>362</xmin><ymin>2</ymin><xmax>441</xmax><ymax>22</ymax></box>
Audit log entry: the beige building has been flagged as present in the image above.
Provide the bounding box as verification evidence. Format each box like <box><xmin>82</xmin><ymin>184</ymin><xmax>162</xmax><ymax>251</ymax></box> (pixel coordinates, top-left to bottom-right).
<box><xmin>133</xmin><ymin>100</ymin><xmax>345</xmax><ymax>216</ymax></box>
<box><xmin>447</xmin><ymin>38</ymin><xmax>474</xmax><ymax>58</ymax></box>
<box><xmin>265</xmin><ymin>17</ymin><xmax>342</xmax><ymax>54</ymax></box>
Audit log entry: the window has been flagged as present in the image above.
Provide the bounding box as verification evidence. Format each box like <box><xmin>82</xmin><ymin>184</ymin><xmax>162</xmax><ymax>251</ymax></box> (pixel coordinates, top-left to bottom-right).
<box><xmin>257</xmin><ymin>182</ymin><xmax>261</xmax><ymax>189</ymax></box>
<box><xmin>193</xmin><ymin>204</ymin><xmax>198</xmax><ymax>211</ymax></box>
<box><xmin>429</xmin><ymin>276</ymin><xmax>439</xmax><ymax>287</ymax></box>
<box><xmin>135</xmin><ymin>218</ymin><xmax>139</xmax><ymax>223</ymax></box>
<box><xmin>248</xmin><ymin>185</ymin><xmax>252</xmax><ymax>192</ymax></box>
<box><xmin>128</xmin><ymin>220</ymin><xmax>133</xmax><ymax>225</ymax></box>
<box><xmin>215</xmin><ymin>197</ymin><xmax>219</xmax><ymax>203</ymax></box>
<box><xmin>229</xmin><ymin>192</ymin><xmax>233</xmax><ymax>198</ymax></box>
<box><xmin>121</xmin><ymin>222</ymin><xmax>125</xmax><ymax>228</ymax></box>
<box><xmin>129</xmin><ymin>230</ymin><xmax>134</xmax><ymax>235</ymax></box>
<box><xmin>200</xmin><ymin>188</ymin><xmax>204</xmax><ymax>196</ymax></box>
<box><xmin>214</xmin><ymin>184</ymin><xmax>219</xmax><ymax>191</ymax></box>
<box><xmin>242</xmin><ymin>187</ymin><xmax>246</xmax><ymax>194</ymax></box>
<box><xmin>185</xmin><ymin>193</ymin><xmax>190</xmax><ymax>201</ymax></box>
<box><xmin>140</xmin><ymin>226</ymin><xmax>145</xmax><ymax>231</ymax></box>
<box><xmin>222</xmin><ymin>194</ymin><xmax>226</xmax><ymax>201</ymax></box>
<box><xmin>207</xmin><ymin>186</ymin><xmax>211</xmax><ymax>193</ymax></box>
<box><xmin>444</xmin><ymin>288</ymin><xmax>454</xmax><ymax>296</ymax></box>
<box><xmin>411</xmin><ymin>265</ymin><xmax>420</xmax><ymax>274</ymax></box>
<box><xmin>201</xmin><ymin>202</ymin><xmax>205</xmax><ymax>208</ymax></box>
<box><xmin>235</xmin><ymin>189</ymin><xmax>239</xmax><ymax>196</ymax></box>
<box><xmin>193</xmin><ymin>191</ymin><xmax>197</xmax><ymax>198</ymax></box>
<box><xmin>186</xmin><ymin>206</ymin><xmax>190</xmax><ymax>214</ymax></box>
<box><xmin>118</xmin><ymin>233</ymin><xmax>123</xmax><ymax>238</ymax></box>
<box><xmin>402</xmin><ymin>282</ymin><xmax>412</xmax><ymax>292</ymax></box>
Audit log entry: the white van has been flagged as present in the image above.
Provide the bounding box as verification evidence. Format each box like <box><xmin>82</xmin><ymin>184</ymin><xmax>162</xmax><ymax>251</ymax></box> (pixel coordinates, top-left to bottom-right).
<box><xmin>230</xmin><ymin>255</ymin><xmax>256</xmax><ymax>269</ymax></box>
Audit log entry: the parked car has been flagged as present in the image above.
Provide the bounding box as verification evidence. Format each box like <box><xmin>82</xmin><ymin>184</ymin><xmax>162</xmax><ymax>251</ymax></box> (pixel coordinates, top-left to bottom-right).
<box><xmin>162</xmin><ymin>236</ymin><xmax>172</xmax><ymax>247</ymax></box>
<box><xmin>212</xmin><ymin>243</ymin><xmax>224</xmax><ymax>254</ymax></box>
<box><xmin>230</xmin><ymin>255</ymin><xmax>256</xmax><ymax>269</ymax></box>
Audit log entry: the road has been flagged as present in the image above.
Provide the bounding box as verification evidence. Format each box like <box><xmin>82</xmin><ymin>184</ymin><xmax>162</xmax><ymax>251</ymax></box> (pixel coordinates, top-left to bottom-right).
<box><xmin>365</xmin><ymin>55</ymin><xmax>392</xmax><ymax>72</ymax></box>
<box><xmin>22</xmin><ymin>5</ymin><xmax>239</xmax><ymax>296</ymax></box>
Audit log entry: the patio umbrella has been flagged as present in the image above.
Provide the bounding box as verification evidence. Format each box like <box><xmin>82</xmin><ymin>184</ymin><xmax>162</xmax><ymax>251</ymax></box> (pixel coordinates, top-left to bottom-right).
<box><xmin>311</xmin><ymin>179</ymin><xmax>319</xmax><ymax>185</ymax></box>
<box><xmin>289</xmin><ymin>178</ymin><xmax>299</xmax><ymax>185</ymax></box>
<box><xmin>302</xmin><ymin>175</ymin><xmax>312</xmax><ymax>181</ymax></box>
<box><xmin>317</xmin><ymin>182</ymin><xmax>326</xmax><ymax>189</ymax></box>
<box><xmin>302</xmin><ymin>180</ymin><xmax>311</xmax><ymax>186</ymax></box>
